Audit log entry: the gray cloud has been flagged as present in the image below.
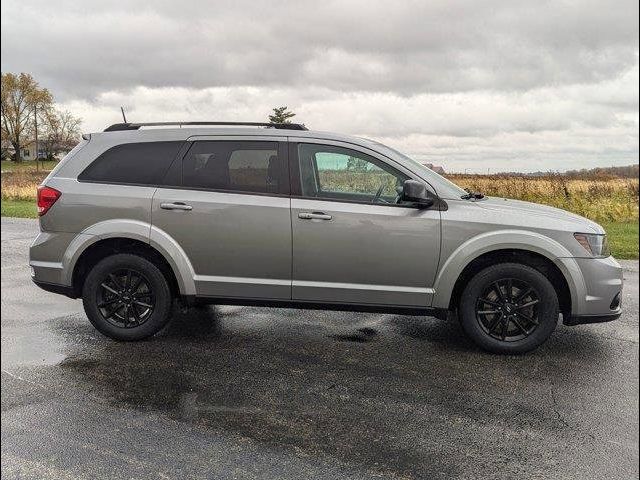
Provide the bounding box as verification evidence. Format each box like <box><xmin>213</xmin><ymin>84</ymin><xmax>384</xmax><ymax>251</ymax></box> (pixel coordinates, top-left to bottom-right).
<box><xmin>2</xmin><ymin>0</ymin><xmax>637</xmax><ymax>97</ymax></box>
<box><xmin>1</xmin><ymin>0</ymin><xmax>638</xmax><ymax>171</ymax></box>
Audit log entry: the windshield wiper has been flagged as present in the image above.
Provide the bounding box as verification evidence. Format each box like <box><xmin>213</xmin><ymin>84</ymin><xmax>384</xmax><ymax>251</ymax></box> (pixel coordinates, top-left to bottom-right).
<box><xmin>461</xmin><ymin>189</ymin><xmax>485</xmax><ymax>200</ymax></box>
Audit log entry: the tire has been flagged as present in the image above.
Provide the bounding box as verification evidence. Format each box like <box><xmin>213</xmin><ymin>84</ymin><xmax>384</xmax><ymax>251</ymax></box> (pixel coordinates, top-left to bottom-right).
<box><xmin>82</xmin><ymin>253</ymin><xmax>173</xmax><ymax>341</ymax></box>
<box><xmin>458</xmin><ymin>263</ymin><xmax>559</xmax><ymax>354</ymax></box>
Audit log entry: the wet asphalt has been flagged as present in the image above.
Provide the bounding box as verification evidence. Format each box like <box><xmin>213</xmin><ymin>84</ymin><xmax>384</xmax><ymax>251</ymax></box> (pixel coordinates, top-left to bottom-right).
<box><xmin>1</xmin><ymin>217</ymin><xmax>638</xmax><ymax>479</ymax></box>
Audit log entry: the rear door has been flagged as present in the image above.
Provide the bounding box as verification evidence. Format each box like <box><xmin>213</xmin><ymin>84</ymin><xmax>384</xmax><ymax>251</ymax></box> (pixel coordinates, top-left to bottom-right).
<box><xmin>152</xmin><ymin>136</ymin><xmax>291</xmax><ymax>299</ymax></box>
<box><xmin>289</xmin><ymin>139</ymin><xmax>441</xmax><ymax>307</ymax></box>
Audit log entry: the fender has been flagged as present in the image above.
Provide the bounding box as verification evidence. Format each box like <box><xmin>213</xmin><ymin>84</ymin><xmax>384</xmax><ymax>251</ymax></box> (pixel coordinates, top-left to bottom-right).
<box><xmin>61</xmin><ymin>219</ymin><xmax>197</xmax><ymax>296</ymax></box>
<box><xmin>431</xmin><ymin>229</ymin><xmax>587</xmax><ymax>313</ymax></box>
<box><xmin>149</xmin><ymin>224</ymin><xmax>197</xmax><ymax>295</ymax></box>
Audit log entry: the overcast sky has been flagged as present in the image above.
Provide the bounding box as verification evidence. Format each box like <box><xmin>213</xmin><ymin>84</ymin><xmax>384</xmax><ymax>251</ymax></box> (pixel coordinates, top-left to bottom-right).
<box><xmin>2</xmin><ymin>0</ymin><xmax>638</xmax><ymax>172</ymax></box>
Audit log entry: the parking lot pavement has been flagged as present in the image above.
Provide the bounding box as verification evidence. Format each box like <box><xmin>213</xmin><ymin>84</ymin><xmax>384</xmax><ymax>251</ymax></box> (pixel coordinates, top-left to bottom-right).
<box><xmin>1</xmin><ymin>217</ymin><xmax>638</xmax><ymax>479</ymax></box>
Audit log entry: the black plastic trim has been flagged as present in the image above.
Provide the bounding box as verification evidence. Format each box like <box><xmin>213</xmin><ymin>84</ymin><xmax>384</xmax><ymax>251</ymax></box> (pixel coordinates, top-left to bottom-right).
<box><xmin>32</xmin><ymin>279</ymin><xmax>77</xmax><ymax>299</ymax></box>
<box><xmin>288</xmin><ymin>195</ymin><xmax>447</xmax><ymax>211</ymax></box>
<box><xmin>564</xmin><ymin>311</ymin><xmax>621</xmax><ymax>326</ymax></box>
<box><xmin>186</xmin><ymin>295</ymin><xmax>449</xmax><ymax>319</ymax></box>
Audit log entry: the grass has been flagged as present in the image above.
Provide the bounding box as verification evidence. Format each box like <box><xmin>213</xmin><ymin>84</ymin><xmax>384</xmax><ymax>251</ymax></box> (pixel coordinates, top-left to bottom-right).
<box><xmin>1</xmin><ymin>199</ymin><xmax>37</xmax><ymax>219</ymax></box>
<box><xmin>601</xmin><ymin>222</ymin><xmax>639</xmax><ymax>260</ymax></box>
<box><xmin>1</xmin><ymin>159</ymin><xmax>58</xmax><ymax>173</ymax></box>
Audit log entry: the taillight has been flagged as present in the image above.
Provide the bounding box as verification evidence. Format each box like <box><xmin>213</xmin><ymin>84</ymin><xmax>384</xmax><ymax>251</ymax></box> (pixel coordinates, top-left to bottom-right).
<box><xmin>37</xmin><ymin>185</ymin><xmax>61</xmax><ymax>216</ymax></box>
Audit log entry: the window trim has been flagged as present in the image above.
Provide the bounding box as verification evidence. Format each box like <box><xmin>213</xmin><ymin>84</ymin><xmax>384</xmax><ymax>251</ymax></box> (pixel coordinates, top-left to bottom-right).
<box><xmin>289</xmin><ymin>141</ymin><xmax>441</xmax><ymax>209</ymax></box>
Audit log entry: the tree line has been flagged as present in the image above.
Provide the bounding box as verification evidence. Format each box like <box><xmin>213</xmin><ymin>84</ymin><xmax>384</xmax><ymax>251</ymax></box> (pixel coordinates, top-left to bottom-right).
<box><xmin>562</xmin><ymin>164</ymin><xmax>639</xmax><ymax>179</ymax></box>
<box><xmin>1</xmin><ymin>73</ymin><xmax>81</xmax><ymax>162</ymax></box>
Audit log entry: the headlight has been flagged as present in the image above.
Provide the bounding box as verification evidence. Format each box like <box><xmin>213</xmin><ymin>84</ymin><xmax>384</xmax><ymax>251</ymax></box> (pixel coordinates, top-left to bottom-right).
<box><xmin>574</xmin><ymin>233</ymin><xmax>610</xmax><ymax>257</ymax></box>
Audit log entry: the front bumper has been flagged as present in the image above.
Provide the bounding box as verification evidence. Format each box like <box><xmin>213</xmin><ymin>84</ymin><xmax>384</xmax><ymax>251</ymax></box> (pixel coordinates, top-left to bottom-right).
<box><xmin>563</xmin><ymin>255</ymin><xmax>623</xmax><ymax>324</ymax></box>
<box><xmin>564</xmin><ymin>311</ymin><xmax>622</xmax><ymax>326</ymax></box>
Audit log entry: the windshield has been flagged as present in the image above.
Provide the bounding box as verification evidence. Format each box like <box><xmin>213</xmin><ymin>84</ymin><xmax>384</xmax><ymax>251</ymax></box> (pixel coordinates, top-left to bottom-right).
<box><xmin>365</xmin><ymin>141</ymin><xmax>468</xmax><ymax>199</ymax></box>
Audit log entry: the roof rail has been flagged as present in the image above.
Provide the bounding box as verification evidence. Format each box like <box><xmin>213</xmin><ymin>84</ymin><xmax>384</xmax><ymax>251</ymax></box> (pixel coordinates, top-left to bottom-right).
<box><xmin>103</xmin><ymin>121</ymin><xmax>308</xmax><ymax>132</ymax></box>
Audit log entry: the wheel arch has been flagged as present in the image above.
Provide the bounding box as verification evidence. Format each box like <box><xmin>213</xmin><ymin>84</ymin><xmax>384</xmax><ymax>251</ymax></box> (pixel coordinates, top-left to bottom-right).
<box><xmin>62</xmin><ymin>220</ymin><xmax>196</xmax><ymax>298</ymax></box>
<box><xmin>432</xmin><ymin>230</ymin><xmax>585</xmax><ymax>316</ymax></box>
<box><xmin>70</xmin><ymin>238</ymin><xmax>180</xmax><ymax>298</ymax></box>
<box><xmin>447</xmin><ymin>249</ymin><xmax>573</xmax><ymax>316</ymax></box>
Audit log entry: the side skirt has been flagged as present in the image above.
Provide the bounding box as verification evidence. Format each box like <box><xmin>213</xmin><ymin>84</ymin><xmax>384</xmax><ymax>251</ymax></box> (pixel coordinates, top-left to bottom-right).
<box><xmin>181</xmin><ymin>295</ymin><xmax>449</xmax><ymax>319</ymax></box>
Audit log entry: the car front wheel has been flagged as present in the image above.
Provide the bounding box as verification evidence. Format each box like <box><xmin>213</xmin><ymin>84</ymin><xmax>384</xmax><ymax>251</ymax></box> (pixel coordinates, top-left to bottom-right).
<box><xmin>458</xmin><ymin>263</ymin><xmax>559</xmax><ymax>354</ymax></box>
<box><xmin>82</xmin><ymin>253</ymin><xmax>173</xmax><ymax>341</ymax></box>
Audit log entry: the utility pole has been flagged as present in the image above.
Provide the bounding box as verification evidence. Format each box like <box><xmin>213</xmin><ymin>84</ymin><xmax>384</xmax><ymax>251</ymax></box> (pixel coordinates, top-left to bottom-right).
<box><xmin>34</xmin><ymin>103</ymin><xmax>39</xmax><ymax>172</ymax></box>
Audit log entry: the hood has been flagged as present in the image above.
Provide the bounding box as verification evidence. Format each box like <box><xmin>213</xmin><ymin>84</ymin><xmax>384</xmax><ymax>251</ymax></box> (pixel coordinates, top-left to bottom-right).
<box><xmin>473</xmin><ymin>196</ymin><xmax>603</xmax><ymax>233</ymax></box>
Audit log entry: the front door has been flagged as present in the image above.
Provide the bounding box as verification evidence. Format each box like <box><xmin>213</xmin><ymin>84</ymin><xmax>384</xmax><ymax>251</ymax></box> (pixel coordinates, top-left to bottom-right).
<box><xmin>289</xmin><ymin>141</ymin><xmax>441</xmax><ymax>307</ymax></box>
<box><xmin>152</xmin><ymin>137</ymin><xmax>291</xmax><ymax>299</ymax></box>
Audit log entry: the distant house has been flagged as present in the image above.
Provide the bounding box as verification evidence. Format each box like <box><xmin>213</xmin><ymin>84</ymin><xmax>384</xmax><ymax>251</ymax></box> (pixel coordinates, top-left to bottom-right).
<box><xmin>0</xmin><ymin>140</ymin><xmax>45</xmax><ymax>161</ymax></box>
<box><xmin>422</xmin><ymin>162</ymin><xmax>446</xmax><ymax>175</ymax></box>
<box><xmin>18</xmin><ymin>140</ymin><xmax>45</xmax><ymax>161</ymax></box>
<box><xmin>2</xmin><ymin>139</ymin><xmax>72</xmax><ymax>161</ymax></box>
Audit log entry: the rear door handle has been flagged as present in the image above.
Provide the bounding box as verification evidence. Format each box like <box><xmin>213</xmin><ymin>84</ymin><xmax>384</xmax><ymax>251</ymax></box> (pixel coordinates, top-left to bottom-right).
<box><xmin>298</xmin><ymin>212</ymin><xmax>332</xmax><ymax>220</ymax></box>
<box><xmin>160</xmin><ymin>202</ymin><xmax>192</xmax><ymax>211</ymax></box>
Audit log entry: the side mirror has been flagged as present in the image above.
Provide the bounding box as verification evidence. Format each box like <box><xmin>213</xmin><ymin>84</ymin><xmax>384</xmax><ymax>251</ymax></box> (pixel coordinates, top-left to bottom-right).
<box><xmin>402</xmin><ymin>180</ymin><xmax>434</xmax><ymax>208</ymax></box>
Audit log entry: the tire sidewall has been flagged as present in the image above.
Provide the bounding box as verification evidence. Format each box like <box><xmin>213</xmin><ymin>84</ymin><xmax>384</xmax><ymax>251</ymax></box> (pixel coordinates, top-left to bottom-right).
<box><xmin>82</xmin><ymin>254</ymin><xmax>173</xmax><ymax>341</ymax></box>
<box><xmin>459</xmin><ymin>263</ymin><xmax>559</xmax><ymax>354</ymax></box>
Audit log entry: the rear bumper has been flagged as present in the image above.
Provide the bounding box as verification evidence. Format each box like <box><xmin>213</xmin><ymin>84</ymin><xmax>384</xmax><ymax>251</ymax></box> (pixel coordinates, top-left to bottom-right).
<box><xmin>30</xmin><ymin>230</ymin><xmax>93</xmax><ymax>291</ymax></box>
<box><xmin>29</xmin><ymin>230</ymin><xmax>76</xmax><ymax>285</ymax></box>
<box><xmin>31</xmin><ymin>278</ymin><xmax>76</xmax><ymax>298</ymax></box>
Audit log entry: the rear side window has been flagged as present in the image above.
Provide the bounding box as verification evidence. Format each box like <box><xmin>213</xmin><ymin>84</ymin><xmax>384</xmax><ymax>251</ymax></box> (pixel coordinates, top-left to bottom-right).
<box><xmin>182</xmin><ymin>141</ymin><xmax>283</xmax><ymax>194</ymax></box>
<box><xmin>78</xmin><ymin>142</ymin><xmax>183</xmax><ymax>185</ymax></box>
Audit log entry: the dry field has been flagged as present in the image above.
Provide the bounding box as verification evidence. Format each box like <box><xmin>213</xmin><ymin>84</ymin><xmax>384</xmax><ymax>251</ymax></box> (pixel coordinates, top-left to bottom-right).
<box><xmin>448</xmin><ymin>174</ymin><xmax>639</xmax><ymax>224</ymax></box>
<box><xmin>2</xmin><ymin>167</ymin><xmax>638</xmax><ymax>224</ymax></box>
<box><xmin>1</xmin><ymin>170</ymin><xmax>46</xmax><ymax>201</ymax></box>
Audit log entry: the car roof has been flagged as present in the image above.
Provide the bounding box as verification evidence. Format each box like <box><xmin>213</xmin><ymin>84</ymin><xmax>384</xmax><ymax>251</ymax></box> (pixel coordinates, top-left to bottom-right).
<box><xmin>88</xmin><ymin>126</ymin><xmax>379</xmax><ymax>149</ymax></box>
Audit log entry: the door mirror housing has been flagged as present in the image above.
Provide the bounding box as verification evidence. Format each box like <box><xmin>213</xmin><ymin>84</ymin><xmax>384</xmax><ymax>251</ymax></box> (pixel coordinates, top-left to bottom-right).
<box><xmin>402</xmin><ymin>180</ymin><xmax>434</xmax><ymax>208</ymax></box>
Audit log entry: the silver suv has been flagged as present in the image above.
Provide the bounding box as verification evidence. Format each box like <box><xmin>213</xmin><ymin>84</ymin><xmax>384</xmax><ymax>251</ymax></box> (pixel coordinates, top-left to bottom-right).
<box><xmin>30</xmin><ymin>121</ymin><xmax>623</xmax><ymax>353</ymax></box>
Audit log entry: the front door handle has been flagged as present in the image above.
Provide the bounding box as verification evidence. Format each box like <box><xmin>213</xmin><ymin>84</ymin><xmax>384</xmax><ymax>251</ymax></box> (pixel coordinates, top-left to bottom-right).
<box><xmin>160</xmin><ymin>202</ymin><xmax>193</xmax><ymax>211</ymax></box>
<box><xmin>298</xmin><ymin>212</ymin><xmax>332</xmax><ymax>221</ymax></box>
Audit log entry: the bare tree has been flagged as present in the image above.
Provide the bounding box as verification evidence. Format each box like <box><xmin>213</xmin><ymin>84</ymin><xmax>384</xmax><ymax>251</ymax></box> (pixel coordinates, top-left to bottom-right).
<box><xmin>1</xmin><ymin>73</ymin><xmax>53</xmax><ymax>162</ymax></box>
<box><xmin>41</xmin><ymin>109</ymin><xmax>82</xmax><ymax>159</ymax></box>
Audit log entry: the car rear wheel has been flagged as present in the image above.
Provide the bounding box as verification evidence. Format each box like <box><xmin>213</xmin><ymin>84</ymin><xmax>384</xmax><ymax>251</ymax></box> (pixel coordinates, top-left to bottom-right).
<box><xmin>82</xmin><ymin>253</ymin><xmax>173</xmax><ymax>341</ymax></box>
<box><xmin>458</xmin><ymin>263</ymin><xmax>559</xmax><ymax>354</ymax></box>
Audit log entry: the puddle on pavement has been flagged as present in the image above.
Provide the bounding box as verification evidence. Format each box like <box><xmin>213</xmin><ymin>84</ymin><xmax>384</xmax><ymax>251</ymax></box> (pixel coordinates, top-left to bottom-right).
<box><xmin>1</xmin><ymin>326</ymin><xmax>67</xmax><ymax>368</ymax></box>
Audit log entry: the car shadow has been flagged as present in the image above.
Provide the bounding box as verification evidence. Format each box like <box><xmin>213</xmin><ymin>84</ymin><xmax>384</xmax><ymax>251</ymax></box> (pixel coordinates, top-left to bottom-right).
<box><xmin>49</xmin><ymin>305</ymin><xmax>615</xmax><ymax>478</ymax></box>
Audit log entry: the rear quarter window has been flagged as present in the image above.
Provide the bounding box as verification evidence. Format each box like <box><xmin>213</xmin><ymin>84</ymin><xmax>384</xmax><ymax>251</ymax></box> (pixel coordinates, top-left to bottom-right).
<box><xmin>78</xmin><ymin>141</ymin><xmax>183</xmax><ymax>185</ymax></box>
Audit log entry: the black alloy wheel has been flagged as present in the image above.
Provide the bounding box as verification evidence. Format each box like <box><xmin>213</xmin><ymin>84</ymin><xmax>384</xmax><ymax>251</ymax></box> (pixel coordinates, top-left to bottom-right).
<box><xmin>475</xmin><ymin>278</ymin><xmax>540</xmax><ymax>342</ymax></box>
<box><xmin>82</xmin><ymin>253</ymin><xmax>173</xmax><ymax>341</ymax></box>
<box><xmin>97</xmin><ymin>268</ymin><xmax>155</xmax><ymax>328</ymax></box>
<box><xmin>458</xmin><ymin>263</ymin><xmax>559</xmax><ymax>354</ymax></box>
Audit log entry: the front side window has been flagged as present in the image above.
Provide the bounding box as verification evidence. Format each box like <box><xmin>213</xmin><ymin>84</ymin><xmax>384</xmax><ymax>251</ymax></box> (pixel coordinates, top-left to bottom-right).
<box><xmin>297</xmin><ymin>143</ymin><xmax>408</xmax><ymax>204</ymax></box>
<box><xmin>182</xmin><ymin>141</ymin><xmax>281</xmax><ymax>194</ymax></box>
